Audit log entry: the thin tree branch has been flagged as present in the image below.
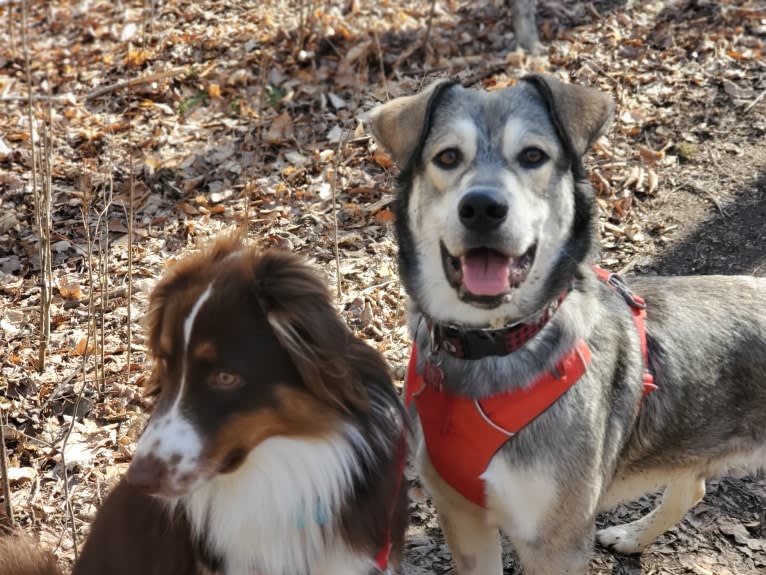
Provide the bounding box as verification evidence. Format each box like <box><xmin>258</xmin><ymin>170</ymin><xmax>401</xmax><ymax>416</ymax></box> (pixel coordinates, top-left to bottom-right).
<box><xmin>331</xmin><ymin>131</ymin><xmax>346</xmax><ymax>300</ymax></box>
<box><xmin>0</xmin><ymin>411</ymin><xmax>15</xmax><ymax>526</ymax></box>
<box><xmin>84</xmin><ymin>65</ymin><xmax>189</xmax><ymax>101</ymax></box>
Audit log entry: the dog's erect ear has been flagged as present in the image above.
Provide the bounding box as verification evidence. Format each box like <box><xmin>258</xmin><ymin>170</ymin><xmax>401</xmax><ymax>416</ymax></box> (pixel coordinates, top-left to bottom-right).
<box><xmin>365</xmin><ymin>79</ymin><xmax>456</xmax><ymax>169</ymax></box>
<box><xmin>523</xmin><ymin>74</ymin><xmax>614</xmax><ymax>158</ymax></box>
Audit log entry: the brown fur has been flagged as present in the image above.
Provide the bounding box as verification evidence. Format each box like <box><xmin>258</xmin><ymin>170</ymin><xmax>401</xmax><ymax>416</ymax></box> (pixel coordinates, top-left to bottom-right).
<box><xmin>206</xmin><ymin>386</ymin><xmax>341</xmax><ymax>475</ymax></box>
<box><xmin>143</xmin><ymin>232</ymin><xmax>374</xmax><ymax>414</ymax></box>
<box><xmin>0</xmin><ymin>534</ymin><xmax>60</xmax><ymax>575</ymax></box>
<box><xmin>121</xmin><ymin>233</ymin><xmax>407</xmax><ymax>573</ymax></box>
<box><xmin>73</xmin><ymin>479</ymin><xmax>205</xmax><ymax>575</ymax></box>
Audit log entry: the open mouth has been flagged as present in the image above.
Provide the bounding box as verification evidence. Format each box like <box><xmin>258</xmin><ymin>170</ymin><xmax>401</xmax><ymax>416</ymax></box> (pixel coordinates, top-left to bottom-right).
<box><xmin>441</xmin><ymin>242</ymin><xmax>537</xmax><ymax>305</ymax></box>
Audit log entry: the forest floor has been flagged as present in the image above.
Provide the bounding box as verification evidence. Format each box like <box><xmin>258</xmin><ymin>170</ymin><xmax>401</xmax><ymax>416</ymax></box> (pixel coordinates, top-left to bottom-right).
<box><xmin>0</xmin><ymin>0</ymin><xmax>764</xmax><ymax>573</ymax></box>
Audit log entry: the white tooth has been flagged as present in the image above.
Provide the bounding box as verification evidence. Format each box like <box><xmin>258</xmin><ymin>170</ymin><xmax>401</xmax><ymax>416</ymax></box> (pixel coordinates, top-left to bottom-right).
<box><xmin>502</xmin><ymin>294</ymin><xmax>513</xmax><ymax>304</ymax></box>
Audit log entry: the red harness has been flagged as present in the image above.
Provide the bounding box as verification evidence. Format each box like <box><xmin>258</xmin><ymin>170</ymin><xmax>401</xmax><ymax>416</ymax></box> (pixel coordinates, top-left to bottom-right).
<box><xmin>405</xmin><ymin>268</ymin><xmax>656</xmax><ymax>508</ymax></box>
<box><xmin>373</xmin><ymin>435</ymin><xmax>406</xmax><ymax>572</ymax></box>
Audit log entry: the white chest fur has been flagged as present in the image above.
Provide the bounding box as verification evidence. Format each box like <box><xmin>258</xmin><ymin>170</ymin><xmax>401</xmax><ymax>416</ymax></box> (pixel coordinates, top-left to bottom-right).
<box><xmin>180</xmin><ymin>431</ymin><xmax>368</xmax><ymax>575</ymax></box>
<box><xmin>481</xmin><ymin>457</ymin><xmax>561</xmax><ymax>542</ymax></box>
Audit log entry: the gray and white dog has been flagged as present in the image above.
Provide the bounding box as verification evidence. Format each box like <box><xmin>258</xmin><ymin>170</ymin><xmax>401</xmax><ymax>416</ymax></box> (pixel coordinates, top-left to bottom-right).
<box><xmin>367</xmin><ymin>75</ymin><xmax>766</xmax><ymax>574</ymax></box>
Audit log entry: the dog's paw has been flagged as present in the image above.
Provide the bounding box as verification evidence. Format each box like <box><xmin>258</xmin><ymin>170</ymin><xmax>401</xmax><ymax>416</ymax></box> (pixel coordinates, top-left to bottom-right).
<box><xmin>596</xmin><ymin>525</ymin><xmax>645</xmax><ymax>556</ymax></box>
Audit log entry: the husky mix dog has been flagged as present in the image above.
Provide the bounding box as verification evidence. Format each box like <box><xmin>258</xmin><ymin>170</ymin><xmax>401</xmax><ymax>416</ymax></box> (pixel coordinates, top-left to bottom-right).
<box><xmin>367</xmin><ymin>75</ymin><xmax>766</xmax><ymax>574</ymax></box>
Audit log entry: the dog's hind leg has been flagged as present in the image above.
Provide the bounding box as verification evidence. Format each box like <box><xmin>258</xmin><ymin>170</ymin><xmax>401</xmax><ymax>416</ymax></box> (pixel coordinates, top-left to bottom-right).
<box><xmin>596</xmin><ymin>475</ymin><xmax>706</xmax><ymax>555</ymax></box>
<box><xmin>419</xmin><ymin>450</ymin><xmax>503</xmax><ymax>575</ymax></box>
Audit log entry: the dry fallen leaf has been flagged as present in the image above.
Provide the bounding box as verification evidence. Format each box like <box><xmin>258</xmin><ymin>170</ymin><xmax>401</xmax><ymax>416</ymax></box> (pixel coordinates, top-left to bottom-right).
<box><xmin>265</xmin><ymin>111</ymin><xmax>294</xmax><ymax>145</ymax></box>
<box><xmin>374</xmin><ymin>208</ymin><xmax>396</xmax><ymax>224</ymax></box>
<box><xmin>58</xmin><ymin>279</ymin><xmax>82</xmax><ymax>300</ymax></box>
<box><xmin>372</xmin><ymin>149</ymin><xmax>393</xmax><ymax>169</ymax></box>
<box><xmin>6</xmin><ymin>466</ymin><xmax>38</xmax><ymax>484</ymax></box>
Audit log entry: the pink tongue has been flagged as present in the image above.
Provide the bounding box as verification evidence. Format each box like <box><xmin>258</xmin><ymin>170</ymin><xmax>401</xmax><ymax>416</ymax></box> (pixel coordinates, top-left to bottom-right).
<box><xmin>460</xmin><ymin>251</ymin><xmax>511</xmax><ymax>296</ymax></box>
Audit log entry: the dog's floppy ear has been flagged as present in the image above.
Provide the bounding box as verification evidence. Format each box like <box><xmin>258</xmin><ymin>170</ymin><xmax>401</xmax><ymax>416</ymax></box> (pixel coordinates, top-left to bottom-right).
<box><xmin>365</xmin><ymin>79</ymin><xmax>456</xmax><ymax>169</ymax></box>
<box><xmin>252</xmin><ymin>251</ymin><xmax>369</xmax><ymax>413</ymax></box>
<box><xmin>523</xmin><ymin>74</ymin><xmax>614</xmax><ymax>158</ymax></box>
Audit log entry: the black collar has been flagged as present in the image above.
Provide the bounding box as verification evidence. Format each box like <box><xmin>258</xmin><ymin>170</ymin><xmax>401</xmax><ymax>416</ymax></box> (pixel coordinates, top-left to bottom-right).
<box><xmin>425</xmin><ymin>292</ymin><xmax>568</xmax><ymax>360</ymax></box>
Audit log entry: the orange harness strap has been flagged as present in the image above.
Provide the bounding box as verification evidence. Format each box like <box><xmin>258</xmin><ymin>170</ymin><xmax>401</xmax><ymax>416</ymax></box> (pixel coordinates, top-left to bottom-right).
<box><xmin>592</xmin><ymin>267</ymin><xmax>657</xmax><ymax>398</ymax></box>
<box><xmin>405</xmin><ymin>268</ymin><xmax>656</xmax><ymax>508</ymax></box>
<box><xmin>405</xmin><ymin>341</ymin><xmax>591</xmax><ymax>507</ymax></box>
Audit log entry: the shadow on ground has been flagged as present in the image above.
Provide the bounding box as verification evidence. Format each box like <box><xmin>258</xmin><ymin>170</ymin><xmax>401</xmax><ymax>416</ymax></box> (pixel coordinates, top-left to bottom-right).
<box><xmin>651</xmin><ymin>170</ymin><xmax>766</xmax><ymax>277</ymax></box>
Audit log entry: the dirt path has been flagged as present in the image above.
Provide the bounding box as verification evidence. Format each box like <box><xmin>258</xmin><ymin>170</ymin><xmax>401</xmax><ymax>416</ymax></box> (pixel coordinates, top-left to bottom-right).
<box><xmin>1</xmin><ymin>1</ymin><xmax>764</xmax><ymax>573</ymax></box>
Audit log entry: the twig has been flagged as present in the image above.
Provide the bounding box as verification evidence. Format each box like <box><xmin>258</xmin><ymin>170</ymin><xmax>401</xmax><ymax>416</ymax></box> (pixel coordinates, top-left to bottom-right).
<box><xmin>126</xmin><ymin>73</ymin><xmax>135</xmax><ymax>387</ymax></box>
<box><xmin>22</xmin><ymin>0</ymin><xmax>49</xmax><ymax>373</ymax></box>
<box><xmin>0</xmin><ymin>411</ymin><xmax>15</xmax><ymax>525</ymax></box>
<box><xmin>84</xmin><ymin>65</ymin><xmax>188</xmax><ymax>101</ymax></box>
<box><xmin>297</xmin><ymin>0</ymin><xmax>306</xmax><ymax>54</ymax></box>
<box><xmin>618</xmin><ymin>258</ymin><xmax>641</xmax><ymax>276</ymax></box>
<box><xmin>372</xmin><ymin>29</ymin><xmax>389</xmax><ymax>100</ymax></box>
<box><xmin>460</xmin><ymin>63</ymin><xmax>509</xmax><ymax>87</ymax></box>
<box><xmin>421</xmin><ymin>0</ymin><xmax>437</xmax><ymax>63</ymax></box>
<box><xmin>675</xmin><ymin>183</ymin><xmax>727</xmax><ymax>218</ymax></box>
<box><xmin>60</xmin><ymin>197</ymin><xmax>101</xmax><ymax>561</ymax></box>
<box><xmin>331</xmin><ymin>131</ymin><xmax>346</xmax><ymax>300</ymax></box>
<box><xmin>0</xmin><ymin>94</ymin><xmax>75</xmax><ymax>103</ymax></box>
<box><xmin>250</xmin><ymin>53</ymin><xmax>271</xmax><ymax>234</ymax></box>
<box><xmin>143</xmin><ymin>0</ymin><xmax>156</xmax><ymax>41</ymax></box>
<box><xmin>744</xmin><ymin>88</ymin><xmax>766</xmax><ymax>114</ymax></box>
<box><xmin>98</xmin><ymin>120</ymin><xmax>117</xmax><ymax>395</ymax></box>
<box><xmin>7</xmin><ymin>1</ymin><xmax>17</xmax><ymax>60</ymax></box>
<box><xmin>39</xmin><ymin>60</ymin><xmax>54</xmax><ymax>374</ymax></box>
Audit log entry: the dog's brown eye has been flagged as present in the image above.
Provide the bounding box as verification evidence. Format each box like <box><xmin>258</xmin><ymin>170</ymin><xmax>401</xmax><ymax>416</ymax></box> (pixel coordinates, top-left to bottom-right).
<box><xmin>519</xmin><ymin>147</ymin><xmax>547</xmax><ymax>167</ymax></box>
<box><xmin>209</xmin><ymin>371</ymin><xmax>242</xmax><ymax>390</ymax></box>
<box><xmin>434</xmin><ymin>148</ymin><xmax>462</xmax><ymax>169</ymax></box>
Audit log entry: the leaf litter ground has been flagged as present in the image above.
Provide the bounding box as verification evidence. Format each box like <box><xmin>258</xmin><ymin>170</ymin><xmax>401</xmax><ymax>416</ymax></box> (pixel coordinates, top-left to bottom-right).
<box><xmin>0</xmin><ymin>1</ymin><xmax>764</xmax><ymax>573</ymax></box>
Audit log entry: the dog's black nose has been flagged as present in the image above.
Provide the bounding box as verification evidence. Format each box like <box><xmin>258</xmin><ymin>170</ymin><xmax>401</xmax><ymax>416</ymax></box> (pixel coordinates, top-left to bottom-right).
<box><xmin>458</xmin><ymin>189</ymin><xmax>509</xmax><ymax>231</ymax></box>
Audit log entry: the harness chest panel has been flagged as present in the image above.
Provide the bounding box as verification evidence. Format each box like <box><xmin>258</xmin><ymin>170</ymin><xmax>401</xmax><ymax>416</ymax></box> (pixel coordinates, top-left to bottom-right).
<box><xmin>406</xmin><ymin>342</ymin><xmax>592</xmax><ymax>507</ymax></box>
<box><xmin>406</xmin><ymin>267</ymin><xmax>655</xmax><ymax>508</ymax></box>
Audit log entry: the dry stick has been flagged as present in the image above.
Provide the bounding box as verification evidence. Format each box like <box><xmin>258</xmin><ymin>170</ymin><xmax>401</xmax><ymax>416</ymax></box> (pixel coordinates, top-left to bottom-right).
<box><xmin>59</xmin><ymin>198</ymin><xmax>99</xmax><ymax>562</ymax></box>
<box><xmin>421</xmin><ymin>0</ymin><xmax>438</xmax><ymax>61</ymax></box>
<box><xmin>22</xmin><ymin>0</ymin><xmax>47</xmax><ymax>372</ymax></box>
<box><xmin>744</xmin><ymin>88</ymin><xmax>766</xmax><ymax>114</ymax></box>
<box><xmin>0</xmin><ymin>411</ymin><xmax>15</xmax><ymax>525</ymax></box>
<box><xmin>330</xmin><ymin>132</ymin><xmax>346</xmax><ymax>300</ymax></box>
<box><xmin>372</xmin><ymin>29</ymin><xmax>389</xmax><ymax>101</ymax></box>
<box><xmin>7</xmin><ymin>2</ymin><xmax>17</xmax><ymax>59</ymax></box>
<box><xmin>144</xmin><ymin>0</ymin><xmax>156</xmax><ymax>40</ymax></box>
<box><xmin>126</xmin><ymin>170</ymin><xmax>134</xmax><ymax>382</ymax></box>
<box><xmin>84</xmin><ymin>66</ymin><xmax>188</xmax><ymax>101</ymax></box>
<box><xmin>40</xmin><ymin>62</ymin><xmax>54</xmax><ymax>375</ymax></box>
<box><xmin>298</xmin><ymin>0</ymin><xmax>305</xmax><ymax>52</ymax></box>
<box><xmin>0</xmin><ymin>94</ymin><xmax>75</xmax><ymax>103</ymax></box>
<box><xmin>461</xmin><ymin>62</ymin><xmax>510</xmax><ymax>88</ymax></box>
<box><xmin>126</xmin><ymin>37</ymin><xmax>137</xmax><ymax>385</ymax></box>
<box><xmin>245</xmin><ymin>54</ymin><xmax>271</xmax><ymax>236</ymax></box>
<box><xmin>98</xmin><ymin>128</ymin><xmax>117</xmax><ymax>395</ymax></box>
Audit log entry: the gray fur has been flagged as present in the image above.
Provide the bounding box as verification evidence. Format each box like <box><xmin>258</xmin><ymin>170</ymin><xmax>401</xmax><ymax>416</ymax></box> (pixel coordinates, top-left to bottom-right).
<box><xmin>369</xmin><ymin>75</ymin><xmax>766</xmax><ymax>574</ymax></box>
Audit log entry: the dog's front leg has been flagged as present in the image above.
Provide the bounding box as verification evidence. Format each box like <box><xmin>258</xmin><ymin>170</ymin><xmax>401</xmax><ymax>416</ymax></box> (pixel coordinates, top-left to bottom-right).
<box><xmin>419</xmin><ymin>448</ymin><xmax>503</xmax><ymax>575</ymax></box>
<box><xmin>483</xmin><ymin>457</ymin><xmax>595</xmax><ymax>575</ymax></box>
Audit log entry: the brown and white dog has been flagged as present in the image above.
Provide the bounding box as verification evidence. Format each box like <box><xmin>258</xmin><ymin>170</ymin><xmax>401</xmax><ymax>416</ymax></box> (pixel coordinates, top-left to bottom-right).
<box><xmin>4</xmin><ymin>235</ymin><xmax>408</xmax><ymax>575</ymax></box>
